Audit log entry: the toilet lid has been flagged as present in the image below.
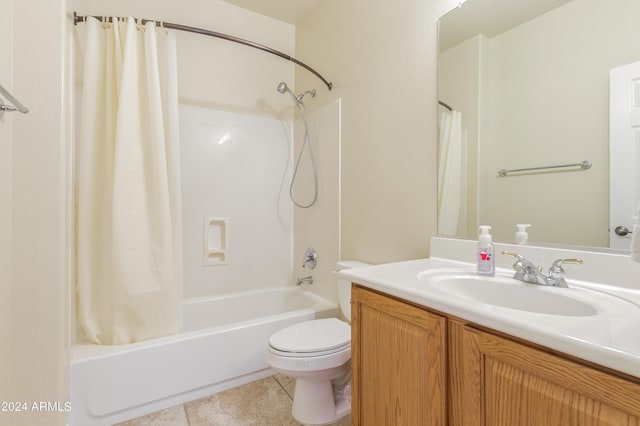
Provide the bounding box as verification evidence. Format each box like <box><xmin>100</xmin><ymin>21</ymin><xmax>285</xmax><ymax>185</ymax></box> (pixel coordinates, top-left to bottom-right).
<box><xmin>269</xmin><ymin>318</ymin><xmax>351</xmax><ymax>354</ymax></box>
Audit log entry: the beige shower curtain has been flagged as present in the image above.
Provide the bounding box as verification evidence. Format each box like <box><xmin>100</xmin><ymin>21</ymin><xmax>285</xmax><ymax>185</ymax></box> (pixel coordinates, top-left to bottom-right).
<box><xmin>437</xmin><ymin>110</ymin><xmax>465</xmax><ymax>236</ymax></box>
<box><xmin>77</xmin><ymin>17</ymin><xmax>182</xmax><ymax>345</ymax></box>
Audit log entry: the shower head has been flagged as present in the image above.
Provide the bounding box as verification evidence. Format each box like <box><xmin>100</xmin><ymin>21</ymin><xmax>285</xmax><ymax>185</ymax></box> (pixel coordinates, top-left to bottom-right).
<box><xmin>277</xmin><ymin>81</ymin><xmax>298</xmax><ymax>105</ymax></box>
<box><xmin>277</xmin><ymin>82</ymin><xmax>316</xmax><ymax>104</ymax></box>
<box><xmin>277</xmin><ymin>82</ymin><xmax>290</xmax><ymax>94</ymax></box>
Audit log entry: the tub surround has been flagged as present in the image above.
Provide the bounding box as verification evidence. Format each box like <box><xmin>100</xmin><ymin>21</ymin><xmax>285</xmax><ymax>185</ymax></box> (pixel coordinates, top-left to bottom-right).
<box><xmin>339</xmin><ymin>237</ymin><xmax>640</xmax><ymax>379</ymax></box>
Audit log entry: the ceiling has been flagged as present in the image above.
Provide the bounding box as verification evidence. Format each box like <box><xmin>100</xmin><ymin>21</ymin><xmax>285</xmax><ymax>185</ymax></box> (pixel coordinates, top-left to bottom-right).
<box><xmin>221</xmin><ymin>0</ymin><xmax>574</xmax><ymax>52</ymax></box>
<box><xmin>221</xmin><ymin>0</ymin><xmax>320</xmax><ymax>24</ymax></box>
<box><xmin>222</xmin><ymin>0</ymin><xmax>574</xmax><ymax>46</ymax></box>
<box><xmin>439</xmin><ymin>0</ymin><xmax>573</xmax><ymax>51</ymax></box>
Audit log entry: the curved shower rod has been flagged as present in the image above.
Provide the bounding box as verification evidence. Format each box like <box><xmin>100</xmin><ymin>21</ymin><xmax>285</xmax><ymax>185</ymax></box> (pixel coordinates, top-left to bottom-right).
<box><xmin>438</xmin><ymin>100</ymin><xmax>452</xmax><ymax>111</ymax></box>
<box><xmin>73</xmin><ymin>12</ymin><xmax>333</xmax><ymax>91</ymax></box>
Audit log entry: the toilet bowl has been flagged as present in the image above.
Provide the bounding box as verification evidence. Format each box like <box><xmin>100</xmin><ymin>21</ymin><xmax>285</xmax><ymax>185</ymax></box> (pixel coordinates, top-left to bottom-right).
<box><xmin>266</xmin><ymin>261</ymin><xmax>369</xmax><ymax>426</ymax></box>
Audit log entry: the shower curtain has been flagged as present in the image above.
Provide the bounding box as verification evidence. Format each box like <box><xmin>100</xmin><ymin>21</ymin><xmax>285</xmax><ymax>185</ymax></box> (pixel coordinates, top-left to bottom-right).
<box><xmin>437</xmin><ymin>110</ymin><xmax>465</xmax><ymax>235</ymax></box>
<box><xmin>77</xmin><ymin>17</ymin><xmax>183</xmax><ymax>345</ymax></box>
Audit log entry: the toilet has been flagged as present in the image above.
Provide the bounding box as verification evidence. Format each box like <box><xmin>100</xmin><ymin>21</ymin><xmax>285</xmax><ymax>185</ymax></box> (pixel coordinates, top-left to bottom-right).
<box><xmin>266</xmin><ymin>261</ymin><xmax>369</xmax><ymax>425</ymax></box>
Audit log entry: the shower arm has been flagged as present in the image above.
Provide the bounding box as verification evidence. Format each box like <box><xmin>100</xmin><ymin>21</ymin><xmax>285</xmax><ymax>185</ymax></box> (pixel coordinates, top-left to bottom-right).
<box><xmin>296</xmin><ymin>89</ymin><xmax>316</xmax><ymax>102</ymax></box>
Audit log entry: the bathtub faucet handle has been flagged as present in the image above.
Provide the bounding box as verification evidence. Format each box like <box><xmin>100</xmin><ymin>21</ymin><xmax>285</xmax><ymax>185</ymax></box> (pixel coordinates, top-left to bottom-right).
<box><xmin>302</xmin><ymin>247</ymin><xmax>317</xmax><ymax>270</ymax></box>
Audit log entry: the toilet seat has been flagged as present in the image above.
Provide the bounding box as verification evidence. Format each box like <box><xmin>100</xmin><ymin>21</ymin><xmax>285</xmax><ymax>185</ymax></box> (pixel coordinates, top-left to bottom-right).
<box><xmin>269</xmin><ymin>318</ymin><xmax>351</xmax><ymax>358</ymax></box>
<box><xmin>267</xmin><ymin>318</ymin><xmax>352</xmax><ymax>371</ymax></box>
<box><xmin>268</xmin><ymin>342</ymin><xmax>350</xmax><ymax>358</ymax></box>
<box><xmin>268</xmin><ymin>318</ymin><xmax>351</xmax><ymax>357</ymax></box>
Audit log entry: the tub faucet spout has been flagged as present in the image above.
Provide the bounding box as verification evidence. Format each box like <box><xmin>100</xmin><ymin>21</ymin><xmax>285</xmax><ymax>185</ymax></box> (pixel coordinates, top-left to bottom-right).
<box><xmin>296</xmin><ymin>275</ymin><xmax>313</xmax><ymax>285</ymax></box>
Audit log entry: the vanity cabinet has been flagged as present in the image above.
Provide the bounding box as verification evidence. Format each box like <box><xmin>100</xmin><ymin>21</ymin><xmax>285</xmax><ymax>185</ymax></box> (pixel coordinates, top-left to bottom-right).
<box><xmin>352</xmin><ymin>285</ymin><xmax>640</xmax><ymax>426</ymax></box>
<box><xmin>450</xmin><ymin>320</ymin><xmax>640</xmax><ymax>426</ymax></box>
<box><xmin>351</xmin><ymin>285</ymin><xmax>447</xmax><ymax>425</ymax></box>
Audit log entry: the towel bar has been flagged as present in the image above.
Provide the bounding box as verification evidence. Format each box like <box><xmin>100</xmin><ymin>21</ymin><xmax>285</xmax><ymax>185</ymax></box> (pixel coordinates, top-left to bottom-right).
<box><xmin>498</xmin><ymin>160</ymin><xmax>591</xmax><ymax>177</ymax></box>
<box><xmin>0</xmin><ymin>83</ymin><xmax>29</xmax><ymax>117</ymax></box>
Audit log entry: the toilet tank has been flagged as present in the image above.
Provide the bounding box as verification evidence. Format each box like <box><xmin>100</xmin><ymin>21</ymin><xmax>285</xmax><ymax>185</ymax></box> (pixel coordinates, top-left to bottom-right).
<box><xmin>336</xmin><ymin>261</ymin><xmax>371</xmax><ymax>321</ymax></box>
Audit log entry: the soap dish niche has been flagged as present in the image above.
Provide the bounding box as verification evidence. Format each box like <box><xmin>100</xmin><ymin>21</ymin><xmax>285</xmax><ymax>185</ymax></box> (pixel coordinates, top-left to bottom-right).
<box><xmin>203</xmin><ymin>217</ymin><xmax>229</xmax><ymax>266</ymax></box>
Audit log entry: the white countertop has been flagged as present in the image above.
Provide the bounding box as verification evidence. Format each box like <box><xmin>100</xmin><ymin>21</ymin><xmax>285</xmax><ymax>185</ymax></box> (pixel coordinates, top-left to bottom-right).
<box><xmin>339</xmin><ymin>257</ymin><xmax>640</xmax><ymax>379</ymax></box>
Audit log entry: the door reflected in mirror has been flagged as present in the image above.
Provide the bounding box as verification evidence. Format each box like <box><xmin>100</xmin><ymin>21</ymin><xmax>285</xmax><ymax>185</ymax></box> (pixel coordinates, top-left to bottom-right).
<box><xmin>438</xmin><ymin>0</ymin><xmax>640</xmax><ymax>250</ymax></box>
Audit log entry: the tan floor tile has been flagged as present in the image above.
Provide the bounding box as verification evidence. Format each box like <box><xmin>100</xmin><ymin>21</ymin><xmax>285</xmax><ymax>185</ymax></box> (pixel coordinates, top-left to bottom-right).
<box><xmin>113</xmin><ymin>377</ymin><xmax>352</xmax><ymax>426</ymax></box>
<box><xmin>332</xmin><ymin>414</ymin><xmax>352</xmax><ymax>426</ymax></box>
<box><xmin>290</xmin><ymin>413</ymin><xmax>351</xmax><ymax>425</ymax></box>
<box><xmin>272</xmin><ymin>374</ymin><xmax>352</xmax><ymax>425</ymax></box>
<box><xmin>185</xmin><ymin>377</ymin><xmax>298</xmax><ymax>426</ymax></box>
<box><xmin>113</xmin><ymin>404</ymin><xmax>189</xmax><ymax>426</ymax></box>
<box><xmin>273</xmin><ymin>373</ymin><xmax>296</xmax><ymax>399</ymax></box>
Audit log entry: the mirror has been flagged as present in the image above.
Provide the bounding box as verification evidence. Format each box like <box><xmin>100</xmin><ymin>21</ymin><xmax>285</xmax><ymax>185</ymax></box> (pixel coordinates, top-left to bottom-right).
<box><xmin>437</xmin><ymin>0</ymin><xmax>640</xmax><ymax>250</ymax></box>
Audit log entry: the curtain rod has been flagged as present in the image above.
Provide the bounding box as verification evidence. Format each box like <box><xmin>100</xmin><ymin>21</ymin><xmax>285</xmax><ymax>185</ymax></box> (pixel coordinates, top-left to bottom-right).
<box><xmin>438</xmin><ymin>100</ymin><xmax>452</xmax><ymax>111</ymax></box>
<box><xmin>73</xmin><ymin>12</ymin><xmax>333</xmax><ymax>91</ymax></box>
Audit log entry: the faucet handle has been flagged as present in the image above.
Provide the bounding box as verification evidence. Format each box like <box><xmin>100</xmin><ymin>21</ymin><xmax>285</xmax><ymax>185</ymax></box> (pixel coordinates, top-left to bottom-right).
<box><xmin>302</xmin><ymin>247</ymin><xmax>317</xmax><ymax>270</ymax></box>
<box><xmin>501</xmin><ymin>251</ymin><xmax>533</xmax><ymax>269</ymax></box>
<box><xmin>548</xmin><ymin>258</ymin><xmax>583</xmax><ymax>287</ymax></box>
<box><xmin>501</xmin><ymin>250</ymin><xmax>523</xmax><ymax>260</ymax></box>
<box><xmin>502</xmin><ymin>251</ymin><xmax>543</xmax><ymax>281</ymax></box>
<box><xmin>502</xmin><ymin>251</ymin><xmax>529</xmax><ymax>279</ymax></box>
<box><xmin>549</xmin><ymin>257</ymin><xmax>583</xmax><ymax>273</ymax></box>
<box><xmin>501</xmin><ymin>251</ymin><xmax>524</xmax><ymax>272</ymax></box>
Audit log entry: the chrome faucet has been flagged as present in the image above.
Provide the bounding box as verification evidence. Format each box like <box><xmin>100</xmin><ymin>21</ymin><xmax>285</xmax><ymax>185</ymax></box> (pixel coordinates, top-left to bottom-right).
<box><xmin>296</xmin><ymin>275</ymin><xmax>313</xmax><ymax>285</ymax></box>
<box><xmin>501</xmin><ymin>251</ymin><xmax>582</xmax><ymax>288</ymax></box>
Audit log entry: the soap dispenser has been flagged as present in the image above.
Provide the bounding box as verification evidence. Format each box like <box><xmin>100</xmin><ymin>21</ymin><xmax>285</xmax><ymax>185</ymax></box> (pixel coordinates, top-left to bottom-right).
<box><xmin>477</xmin><ymin>225</ymin><xmax>495</xmax><ymax>276</ymax></box>
<box><xmin>515</xmin><ymin>224</ymin><xmax>531</xmax><ymax>245</ymax></box>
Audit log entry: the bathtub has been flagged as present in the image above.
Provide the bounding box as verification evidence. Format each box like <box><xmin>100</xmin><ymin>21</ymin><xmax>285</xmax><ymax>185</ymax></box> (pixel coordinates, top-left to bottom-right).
<box><xmin>69</xmin><ymin>287</ymin><xmax>338</xmax><ymax>425</ymax></box>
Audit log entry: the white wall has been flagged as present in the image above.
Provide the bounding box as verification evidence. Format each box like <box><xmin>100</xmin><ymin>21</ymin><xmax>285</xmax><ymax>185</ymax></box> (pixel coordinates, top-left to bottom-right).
<box><xmin>2</xmin><ymin>1</ymin><xmax>70</xmax><ymax>425</ymax></box>
<box><xmin>0</xmin><ymin>0</ymin><xmax>14</xmax><ymax>401</ymax></box>
<box><xmin>292</xmin><ymin>98</ymin><xmax>342</xmax><ymax>303</ymax></box>
<box><xmin>296</xmin><ymin>0</ymin><xmax>460</xmax><ymax>264</ymax></box>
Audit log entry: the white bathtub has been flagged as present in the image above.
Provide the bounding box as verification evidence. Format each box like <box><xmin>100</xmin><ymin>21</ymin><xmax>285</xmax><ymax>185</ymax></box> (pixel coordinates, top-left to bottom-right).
<box><xmin>69</xmin><ymin>287</ymin><xmax>338</xmax><ymax>425</ymax></box>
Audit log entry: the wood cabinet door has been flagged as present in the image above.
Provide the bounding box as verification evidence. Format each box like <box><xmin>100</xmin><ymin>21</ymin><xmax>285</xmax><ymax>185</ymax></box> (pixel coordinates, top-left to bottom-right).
<box><xmin>351</xmin><ymin>286</ymin><xmax>446</xmax><ymax>426</ymax></box>
<box><xmin>451</xmin><ymin>322</ymin><xmax>640</xmax><ymax>426</ymax></box>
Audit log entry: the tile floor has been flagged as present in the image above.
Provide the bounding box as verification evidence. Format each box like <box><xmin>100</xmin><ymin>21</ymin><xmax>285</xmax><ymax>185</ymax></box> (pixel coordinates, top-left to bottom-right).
<box><xmin>115</xmin><ymin>374</ymin><xmax>352</xmax><ymax>426</ymax></box>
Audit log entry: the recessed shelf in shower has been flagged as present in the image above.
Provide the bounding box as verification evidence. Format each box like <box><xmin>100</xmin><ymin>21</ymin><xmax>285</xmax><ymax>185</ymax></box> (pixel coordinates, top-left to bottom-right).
<box><xmin>203</xmin><ymin>217</ymin><xmax>229</xmax><ymax>266</ymax></box>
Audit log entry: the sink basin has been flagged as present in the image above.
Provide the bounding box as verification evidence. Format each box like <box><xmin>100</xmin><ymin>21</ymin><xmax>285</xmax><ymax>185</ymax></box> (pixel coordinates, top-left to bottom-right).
<box><xmin>434</xmin><ymin>275</ymin><xmax>596</xmax><ymax>316</ymax></box>
<box><xmin>417</xmin><ymin>270</ymin><xmax>615</xmax><ymax>316</ymax></box>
